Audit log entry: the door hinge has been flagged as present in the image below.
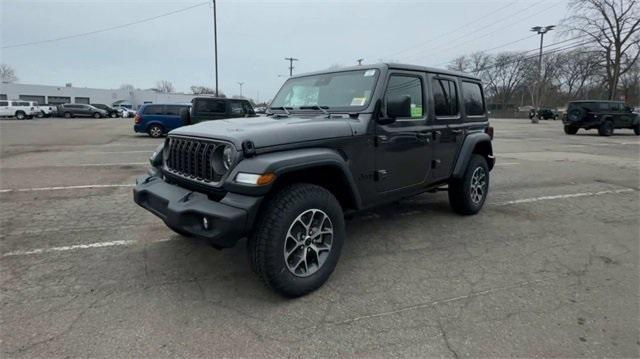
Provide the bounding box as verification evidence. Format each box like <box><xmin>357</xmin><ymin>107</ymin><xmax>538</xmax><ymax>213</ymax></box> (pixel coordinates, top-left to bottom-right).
<box><xmin>374</xmin><ymin>169</ymin><xmax>388</xmax><ymax>181</ymax></box>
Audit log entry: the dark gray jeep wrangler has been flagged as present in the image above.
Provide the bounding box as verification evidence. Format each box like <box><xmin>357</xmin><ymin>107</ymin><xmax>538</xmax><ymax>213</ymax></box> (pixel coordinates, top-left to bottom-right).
<box><xmin>134</xmin><ymin>63</ymin><xmax>495</xmax><ymax>297</ymax></box>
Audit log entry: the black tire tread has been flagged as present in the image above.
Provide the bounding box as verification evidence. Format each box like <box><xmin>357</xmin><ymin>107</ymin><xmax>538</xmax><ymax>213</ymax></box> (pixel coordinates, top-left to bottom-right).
<box><xmin>448</xmin><ymin>154</ymin><xmax>489</xmax><ymax>215</ymax></box>
<box><xmin>248</xmin><ymin>183</ymin><xmax>343</xmax><ymax>297</ymax></box>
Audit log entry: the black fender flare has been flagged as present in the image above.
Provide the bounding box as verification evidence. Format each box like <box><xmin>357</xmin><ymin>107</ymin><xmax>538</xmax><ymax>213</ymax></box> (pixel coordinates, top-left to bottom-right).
<box><xmin>223</xmin><ymin>147</ymin><xmax>362</xmax><ymax>208</ymax></box>
<box><xmin>451</xmin><ymin>132</ymin><xmax>494</xmax><ymax>178</ymax></box>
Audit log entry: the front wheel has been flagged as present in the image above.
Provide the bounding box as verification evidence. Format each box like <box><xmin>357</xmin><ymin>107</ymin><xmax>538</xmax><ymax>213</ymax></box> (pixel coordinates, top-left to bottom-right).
<box><xmin>64</xmin><ymin>112</ymin><xmax>72</xmax><ymax>118</ymax></box>
<box><xmin>36</xmin><ymin>111</ymin><xmax>44</xmax><ymax>118</ymax></box>
<box><xmin>633</xmin><ymin>124</ymin><xmax>639</xmax><ymax>136</ymax></box>
<box><xmin>110</xmin><ymin>112</ymin><xmax>117</xmax><ymax>118</ymax></box>
<box><xmin>248</xmin><ymin>183</ymin><xmax>345</xmax><ymax>297</ymax></box>
<box><xmin>564</xmin><ymin>125</ymin><xmax>578</xmax><ymax>135</ymax></box>
<box><xmin>15</xmin><ymin>111</ymin><xmax>25</xmax><ymax>120</ymax></box>
<box><xmin>93</xmin><ymin>112</ymin><xmax>101</xmax><ymax>119</ymax></box>
<box><xmin>448</xmin><ymin>155</ymin><xmax>489</xmax><ymax>215</ymax></box>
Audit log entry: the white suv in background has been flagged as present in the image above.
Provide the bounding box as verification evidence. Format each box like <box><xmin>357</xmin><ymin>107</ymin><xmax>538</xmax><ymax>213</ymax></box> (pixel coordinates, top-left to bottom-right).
<box><xmin>0</xmin><ymin>100</ymin><xmax>40</xmax><ymax>120</ymax></box>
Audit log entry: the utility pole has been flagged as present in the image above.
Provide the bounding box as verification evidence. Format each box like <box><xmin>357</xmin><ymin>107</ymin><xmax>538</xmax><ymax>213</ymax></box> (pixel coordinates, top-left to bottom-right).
<box><xmin>212</xmin><ymin>0</ymin><xmax>219</xmax><ymax>96</ymax></box>
<box><xmin>357</xmin><ymin>58</ymin><xmax>364</xmax><ymax>66</ymax></box>
<box><xmin>284</xmin><ymin>57</ymin><xmax>298</xmax><ymax>77</ymax></box>
<box><xmin>530</xmin><ymin>25</ymin><xmax>554</xmax><ymax>121</ymax></box>
<box><xmin>237</xmin><ymin>82</ymin><xmax>244</xmax><ymax>97</ymax></box>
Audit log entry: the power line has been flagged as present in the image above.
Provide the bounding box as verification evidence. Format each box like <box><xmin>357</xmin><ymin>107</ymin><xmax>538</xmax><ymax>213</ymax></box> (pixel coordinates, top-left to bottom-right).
<box><xmin>1</xmin><ymin>2</ymin><xmax>209</xmax><ymax>49</ymax></box>
<box><xmin>380</xmin><ymin>0</ymin><xmax>520</xmax><ymax>60</ymax></box>
<box><xmin>405</xmin><ymin>0</ymin><xmax>564</xmax><ymax>63</ymax></box>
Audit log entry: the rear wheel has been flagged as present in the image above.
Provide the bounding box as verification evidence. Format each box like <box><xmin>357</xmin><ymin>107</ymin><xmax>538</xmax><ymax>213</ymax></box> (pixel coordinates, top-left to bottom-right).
<box><xmin>93</xmin><ymin>112</ymin><xmax>101</xmax><ymax>119</ymax></box>
<box><xmin>564</xmin><ymin>125</ymin><xmax>578</xmax><ymax>135</ymax></box>
<box><xmin>15</xmin><ymin>111</ymin><xmax>25</xmax><ymax>120</ymax></box>
<box><xmin>633</xmin><ymin>124</ymin><xmax>640</xmax><ymax>135</ymax></box>
<box><xmin>110</xmin><ymin>112</ymin><xmax>117</xmax><ymax>118</ymax></box>
<box><xmin>147</xmin><ymin>124</ymin><xmax>163</xmax><ymax>138</ymax></box>
<box><xmin>248</xmin><ymin>183</ymin><xmax>345</xmax><ymax>297</ymax></box>
<box><xmin>448</xmin><ymin>155</ymin><xmax>489</xmax><ymax>215</ymax></box>
<box><xmin>598</xmin><ymin>121</ymin><xmax>614</xmax><ymax>136</ymax></box>
<box><xmin>64</xmin><ymin>112</ymin><xmax>72</xmax><ymax>118</ymax></box>
<box><xmin>36</xmin><ymin>111</ymin><xmax>44</xmax><ymax>118</ymax></box>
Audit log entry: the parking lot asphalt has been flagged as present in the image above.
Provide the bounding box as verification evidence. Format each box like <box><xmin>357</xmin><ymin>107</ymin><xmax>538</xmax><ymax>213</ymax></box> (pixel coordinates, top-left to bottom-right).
<box><xmin>1</xmin><ymin>117</ymin><xmax>638</xmax><ymax>357</ymax></box>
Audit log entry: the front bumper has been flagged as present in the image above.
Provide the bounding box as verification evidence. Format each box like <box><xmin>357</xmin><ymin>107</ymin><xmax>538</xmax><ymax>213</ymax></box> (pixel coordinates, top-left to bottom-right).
<box><xmin>133</xmin><ymin>175</ymin><xmax>262</xmax><ymax>248</ymax></box>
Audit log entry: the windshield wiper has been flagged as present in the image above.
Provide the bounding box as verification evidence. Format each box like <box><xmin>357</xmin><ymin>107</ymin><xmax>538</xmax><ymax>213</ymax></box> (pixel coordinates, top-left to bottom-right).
<box><xmin>267</xmin><ymin>106</ymin><xmax>292</xmax><ymax>117</ymax></box>
<box><xmin>299</xmin><ymin>105</ymin><xmax>330</xmax><ymax>116</ymax></box>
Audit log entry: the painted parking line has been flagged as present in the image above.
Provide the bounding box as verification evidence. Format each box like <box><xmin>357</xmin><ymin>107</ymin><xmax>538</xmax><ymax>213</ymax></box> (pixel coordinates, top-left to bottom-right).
<box><xmin>494</xmin><ymin>188</ymin><xmax>636</xmax><ymax>206</ymax></box>
<box><xmin>49</xmin><ymin>162</ymin><xmax>148</xmax><ymax>167</ymax></box>
<box><xmin>0</xmin><ymin>184</ymin><xmax>134</xmax><ymax>193</ymax></box>
<box><xmin>1</xmin><ymin>238</ymin><xmax>175</xmax><ymax>258</ymax></box>
<box><xmin>495</xmin><ymin>162</ymin><xmax>520</xmax><ymax>166</ymax></box>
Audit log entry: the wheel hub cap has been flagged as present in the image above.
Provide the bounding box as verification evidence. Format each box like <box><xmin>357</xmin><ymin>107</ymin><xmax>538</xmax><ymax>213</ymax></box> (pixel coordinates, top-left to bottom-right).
<box><xmin>284</xmin><ymin>209</ymin><xmax>333</xmax><ymax>277</ymax></box>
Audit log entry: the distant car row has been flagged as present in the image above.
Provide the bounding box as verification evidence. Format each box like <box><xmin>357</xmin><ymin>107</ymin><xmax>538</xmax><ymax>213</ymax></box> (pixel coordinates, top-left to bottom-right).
<box><xmin>0</xmin><ymin>100</ymin><xmax>137</xmax><ymax>119</ymax></box>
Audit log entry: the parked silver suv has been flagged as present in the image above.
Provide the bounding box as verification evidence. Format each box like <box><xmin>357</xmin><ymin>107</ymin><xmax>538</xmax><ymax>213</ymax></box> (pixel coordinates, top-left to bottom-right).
<box><xmin>58</xmin><ymin>104</ymin><xmax>108</xmax><ymax>118</ymax></box>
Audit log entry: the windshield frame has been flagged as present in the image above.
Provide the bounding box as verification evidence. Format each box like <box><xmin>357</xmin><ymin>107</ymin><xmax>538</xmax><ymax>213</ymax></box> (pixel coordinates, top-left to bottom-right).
<box><xmin>270</xmin><ymin>68</ymin><xmax>381</xmax><ymax>113</ymax></box>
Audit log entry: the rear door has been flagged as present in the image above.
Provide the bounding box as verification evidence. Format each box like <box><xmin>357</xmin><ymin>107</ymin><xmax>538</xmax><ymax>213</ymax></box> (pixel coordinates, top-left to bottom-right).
<box><xmin>375</xmin><ymin>71</ymin><xmax>432</xmax><ymax>192</ymax></box>
<box><xmin>427</xmin><ymin>75</ymin><xmax>465</xmax><ymax>182</ymax></box>
<box><xmin>163</xmin><ymin>105</ymin><xmax>188</xmax><ymax>130</ymax></box>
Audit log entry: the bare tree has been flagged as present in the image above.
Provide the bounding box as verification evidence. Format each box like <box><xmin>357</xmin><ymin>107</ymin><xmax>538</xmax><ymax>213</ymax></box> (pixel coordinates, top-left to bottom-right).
<box><xmin>447</xmin><ymin>52</ymin><xmax>491</xmax><ymax>78</ymax></box>
<box><xmin>190</xmin><ymin>85</ymin><xmax>215</xmax><ymax>94</ymax></box>
<box><xmin>557</xmin><ymin>50</ymin><xmax>603</xmax><ymax>98</ymax></box>
<box><xmin>0</xmin><ymin>63</ymin><xmax>18</xmax><ymax>83</ymax></box>
<box><xmin>119</xmin><ymin>84</ymin><xmax>135</xmax><ymax>92</ymax></box>
<box><xmin>483</xmin><ymin>52</ymin><xmax>531</xmax><ymax>108</ymax></box>
<box><xmin>155</xmin><ymin>80</ymin><xmax>175</xmax><ymax>93</ymax></box>
<box><xmin>565</xmin><ymin>0</ymin><xmax>640</xmax><ymax>99</ymax></box>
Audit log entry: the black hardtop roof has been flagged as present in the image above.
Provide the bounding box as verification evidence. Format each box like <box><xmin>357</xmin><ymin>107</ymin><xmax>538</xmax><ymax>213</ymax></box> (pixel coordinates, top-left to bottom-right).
<box><xmin>290</xmin><ymin>63</ymin><xmax>482</xmax><ymax>82</ymax></box>
<box><xmin>192</xmin><ymin>96</ymin><xmax>249</xmax><ymax>102</ymax></box>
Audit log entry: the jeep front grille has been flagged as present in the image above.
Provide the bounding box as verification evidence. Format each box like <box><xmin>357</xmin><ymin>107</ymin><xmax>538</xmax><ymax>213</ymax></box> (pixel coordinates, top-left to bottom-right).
<box><xmin>165</xmin><ymin>136</ymin><xmax>223</xmax><ymax>183</ymax></box>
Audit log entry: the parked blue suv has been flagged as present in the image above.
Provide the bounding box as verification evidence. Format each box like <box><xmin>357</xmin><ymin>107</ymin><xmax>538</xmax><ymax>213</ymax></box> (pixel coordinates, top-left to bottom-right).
<box><xmin>134</xmin><ymin>103</ymin><xmax>191</xmax><ymax>138</ymax></box>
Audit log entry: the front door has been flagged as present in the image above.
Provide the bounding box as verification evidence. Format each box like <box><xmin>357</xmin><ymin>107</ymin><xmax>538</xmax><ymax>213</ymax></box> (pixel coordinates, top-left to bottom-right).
<box><xmin>375</xmin><ymin>72</ymin><xmax>432</xmax><ymax>192</ymax></box>
<box><xmin>428</xmin><ymin>75</ymin><xmax>465</xmax><ymax>181</ymax></box>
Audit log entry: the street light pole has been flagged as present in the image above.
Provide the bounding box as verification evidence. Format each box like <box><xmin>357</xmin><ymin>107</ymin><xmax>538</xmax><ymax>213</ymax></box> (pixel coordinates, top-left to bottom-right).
<box><xmin>237</xmin><ymin>82</ymin><xmax>244</xmax><ymax>97</ymax></box>
<box><xmin>212</xmin><ymin>0</ymin><xmax>219</xmax><ymax>97</ymax></box>
<box><xmin>284</xmin><ymin>57</ymin><xmax>298</xmax><ymax>77</ymax></box>
<box><xmin>530</xmin><ymin>25</ymin><xmax>554</xmax><ymax>118</ymax></box>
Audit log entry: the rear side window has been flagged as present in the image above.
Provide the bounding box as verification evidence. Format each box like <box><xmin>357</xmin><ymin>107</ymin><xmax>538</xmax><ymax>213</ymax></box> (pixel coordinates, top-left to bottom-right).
<box><xmin>433</xmin><ymin>79</ymin><xmax>459</xmax><ymax>117</ymax></box>
<box><xmin>194</xmin><ymin>99</ymin><xmax>226</xmax><ymax>114</ymax></box>
<box><xmin>385</xmin><ymin>75</ymin><xmax>424</xmax><ymax>119</ymax></box>
<box><xmin>0</xmin><ymin>101</ymin><xmax>8</xmax><ymax>106</ymax></box>
<box><xmin>462</xmin><ymin>82</ymin><xmax>485</xmax><ymax>116</ymax></box>
<box><xmin>143</xmin><ymin>105</ymin><xmax>164</xmax><ymax>115</ymax></box>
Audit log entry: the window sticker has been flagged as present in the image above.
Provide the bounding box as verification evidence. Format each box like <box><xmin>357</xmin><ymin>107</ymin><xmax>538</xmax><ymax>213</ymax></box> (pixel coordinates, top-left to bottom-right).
<box><xmin>350</xmin><ymin>97</ymin><xmax>367</xmax><ymax>106</ymax></box>
<box><xmin>411</xmin><ymin>104</ymin><xmax>423</xmax><ymax>118</ymax></box>
<box><xmin>364</xmin><ymin>70</ymin><xmax>376</xmax><ymax>77</ymax></box>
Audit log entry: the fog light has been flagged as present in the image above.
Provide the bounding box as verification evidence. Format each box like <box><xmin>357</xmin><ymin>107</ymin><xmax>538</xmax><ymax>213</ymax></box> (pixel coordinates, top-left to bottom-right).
<box><xmin>202</xmin><ymin>217</ymin><xmax>210</xmax><ymax>230</ymax></box>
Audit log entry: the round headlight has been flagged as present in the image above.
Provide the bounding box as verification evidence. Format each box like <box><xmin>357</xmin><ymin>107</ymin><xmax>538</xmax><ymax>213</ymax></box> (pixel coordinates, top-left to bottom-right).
<box><xmin>222</xmin><ymin>146</ymin><xmax>235</xmax><ymax>170</ymax></box>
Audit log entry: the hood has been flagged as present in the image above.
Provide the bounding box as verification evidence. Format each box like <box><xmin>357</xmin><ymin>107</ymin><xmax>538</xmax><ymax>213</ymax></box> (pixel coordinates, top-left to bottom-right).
<box><xmin>170</xmin><ymin>115</ymin><xmax>354</xmax><ymax>149</ymax></box>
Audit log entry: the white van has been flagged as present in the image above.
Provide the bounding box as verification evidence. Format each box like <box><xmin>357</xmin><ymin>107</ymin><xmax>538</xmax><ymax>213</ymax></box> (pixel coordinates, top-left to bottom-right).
<box><xmin>0</xmin><ymin>100</ymin><xmax>39</xmax><ymax>119</ymax></box>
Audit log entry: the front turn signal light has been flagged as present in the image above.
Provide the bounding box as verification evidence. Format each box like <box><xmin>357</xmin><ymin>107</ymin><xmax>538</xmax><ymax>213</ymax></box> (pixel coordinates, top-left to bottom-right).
<box><xmin>235</xmin><ymin>172</ymin><xmax>276</xmax><ymax>186</ymax></box>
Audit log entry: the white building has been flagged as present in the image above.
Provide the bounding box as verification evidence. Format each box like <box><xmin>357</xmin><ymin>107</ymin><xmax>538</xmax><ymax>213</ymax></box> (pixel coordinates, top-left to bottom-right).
<box><xmin>0</xmin><ymin>83</ymin><xmax>195</xmax><ymax>109</ymax></box>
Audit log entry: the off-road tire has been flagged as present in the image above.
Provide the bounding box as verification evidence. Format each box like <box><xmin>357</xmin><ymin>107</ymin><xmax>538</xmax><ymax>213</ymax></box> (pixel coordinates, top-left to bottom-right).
<box><xmin>15</xmin><ymin>111</ymin><xmax>25</xmax><ymax>120</ymax></box>
<box><xmin>598</xmin><ymin>120</ymin><xmax>614</xmax><ymax>136</ymax></box>
<box><xmin>633</xmin><ymin>124</ymin><xmax>639</xmax><ymax>136</ymax></box>
<box><xmin>564</xmin><ymin>125</ymin><xmax>578</xmax><ymax>135</ymax></box>
<box><xmin>64</xmin><ymin>112</ymin><xmax>72</xmax><ymax>118</ymax></box>
<box><xmin>448</xmin><ymin>154</ymin><xmax>489</xmax><ymax>215</ymax></box>
<box><xmin>148</xmin><ymin>124</ymin><xmax>164</xmax><ymax>138</ymax></box>
<box><xmin>247</xmin><ymin>183</ymin><xmax>345</xmax><ymax>297</ymax></box>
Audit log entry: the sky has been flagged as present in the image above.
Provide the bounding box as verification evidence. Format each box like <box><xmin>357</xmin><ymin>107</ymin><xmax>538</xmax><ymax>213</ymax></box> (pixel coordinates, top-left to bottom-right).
<box><xmin>1</xmin><ymin>0</ymin><xmax>570</xmax><ymax>102</ymax></box>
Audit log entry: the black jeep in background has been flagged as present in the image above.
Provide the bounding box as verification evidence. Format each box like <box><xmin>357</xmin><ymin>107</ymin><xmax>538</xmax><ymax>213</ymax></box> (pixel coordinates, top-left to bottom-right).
<box><xmin>134</xmin><ymin>63</ymin><xmax>495</xmax><ymax>297</ymax></box>
<box><xmin>180</xmin><ymin>96</ymin><xmax>256</xmax><ymax>125</ymax></box>
<box><xmin>92</xmin><ymin>104</ymin><xmax>120</xmax><ymax>118</ymax></box>
<box><xmin>563</xmin><ymin>100</ymin><xmax>639</xmax><ymax>136</ymax></box>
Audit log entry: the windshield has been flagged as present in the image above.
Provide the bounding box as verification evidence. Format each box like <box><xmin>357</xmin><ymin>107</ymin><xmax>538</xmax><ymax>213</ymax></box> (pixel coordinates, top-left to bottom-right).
<box><xmin>270</xmin><ymin>69</ymin><xmax>379</xmax><ymax>111</ymax></box>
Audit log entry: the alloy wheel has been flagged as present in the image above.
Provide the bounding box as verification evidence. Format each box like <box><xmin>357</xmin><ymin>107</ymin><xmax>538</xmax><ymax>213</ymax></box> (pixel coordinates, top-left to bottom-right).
<box><xmin>470</xmin><ymin>167</ymin><xmax>487</xmax><ymax>205</ymax></box>
<box><xmin>284</xmin><ymin>209</ymin><xmax>333</xmax><ymax>277</ymax></box>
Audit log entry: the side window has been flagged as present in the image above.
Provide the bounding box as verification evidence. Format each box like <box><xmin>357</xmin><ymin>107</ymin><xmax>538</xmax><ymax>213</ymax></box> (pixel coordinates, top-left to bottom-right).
<box><xmin>432</xmin><ymin>78</ymin><xmax>459</xmax><ymax>117</ymax></box>
<box><xmin>598</xmin><ymin>103</ymin><xmax>609</xmax><ymax>111</ymax></box>
<box><xmin>385</xmin><ymin>74</ymin><xmax>424</xmax><ymax>119</ymax></box>
<box><xmin>242</xmin><ymin>102</ymin><xmax>255</xmax><ymax>115</ymax></box>
<box><xmin>0</xmin><ymin>101</ymin><xmax>8</xmax><ymax>106</ymax></box>
<box><xmin>143</xmin><ymin>105</ymin><xmax>164</xmax><ymax>115</ymax></box>
<box><xmin>195</xmin><ymin>99</ymin><xmax>226</xmax><ymax>114</ymax></box>
<box><xmin>462</xmin><ymin>81</ymin><xmax>485</xmax><ymax>116</ymax></box>
<box><xmin>164</xmin><ymin>106</ymin><xmax>182</xmax><ymax>116</ymax></box>
<box><xmin>229</xmin><ymin>102</ymin><xmax>245</xmax><ymax>116</ymax></box>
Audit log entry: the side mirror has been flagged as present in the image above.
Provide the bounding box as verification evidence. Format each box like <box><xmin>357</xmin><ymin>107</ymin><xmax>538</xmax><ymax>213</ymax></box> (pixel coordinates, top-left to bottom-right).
<box><xmin>378</xmin><ymin>96</ymin><xmax>411</xmax><ymax>125</ymax></box>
